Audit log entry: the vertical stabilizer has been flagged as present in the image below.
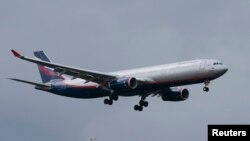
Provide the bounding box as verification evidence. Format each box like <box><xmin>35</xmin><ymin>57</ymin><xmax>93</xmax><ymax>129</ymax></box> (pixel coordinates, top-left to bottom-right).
<box><xmin>34</xmin><ymin>51</ymin><xmax>64</xmax><ymax>83</ymax></box>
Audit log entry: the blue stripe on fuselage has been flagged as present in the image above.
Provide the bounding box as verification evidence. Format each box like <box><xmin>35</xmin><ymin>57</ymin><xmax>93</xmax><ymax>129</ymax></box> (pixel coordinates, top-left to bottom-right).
<box><xmin>48</xmin><ymin>83</ymin><xmax>160</xmax><ymax>98</ymax></box>
<box><xmin>48</xmin><ymin>83</ymin><xmax>111</xmax><ymax>98</ymax></box>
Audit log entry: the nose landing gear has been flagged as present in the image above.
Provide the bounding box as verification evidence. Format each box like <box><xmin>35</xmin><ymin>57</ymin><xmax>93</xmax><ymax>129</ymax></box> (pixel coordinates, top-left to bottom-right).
<box><xmin>203</xmin><ymin>80</ymin><xmax>210</xmax><ymax>92</ymax></box>
<box><xmin>203</xmin><ymin>87</ymin><xmax>209</xmax><ymax>92</ymax></box>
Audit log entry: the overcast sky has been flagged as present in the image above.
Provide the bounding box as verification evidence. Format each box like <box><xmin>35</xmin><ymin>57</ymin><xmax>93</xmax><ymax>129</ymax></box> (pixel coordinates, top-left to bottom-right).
<box><xmin>1</xmin><ymin>0</ymin><xmax>250</xmax><ymax>141</ymax></box>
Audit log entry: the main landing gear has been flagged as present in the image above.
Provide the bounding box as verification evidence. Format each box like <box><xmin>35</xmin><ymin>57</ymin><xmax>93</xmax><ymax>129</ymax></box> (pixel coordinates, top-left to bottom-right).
<box><xmin>104</xmin><ymin>95</ymin><xmax>118</xmax><ymax>105</ymax></box>
<box><xmin>203</xmin><ymin>80</ymin><xmax>210</xmax><ymax>92</ymax></box>
<box><xmin>134</xmin><ymin>96</ymin><xmax>149</xmax><ymax>112</ymax></box>
<box><xmin>104</xmin><ymin>94</ymin><xmax>149</xmax><ymax>112</ymax></box>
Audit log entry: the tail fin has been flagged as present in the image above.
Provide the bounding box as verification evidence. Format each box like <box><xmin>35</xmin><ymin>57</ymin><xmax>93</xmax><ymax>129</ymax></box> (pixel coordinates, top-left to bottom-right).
<box><xmin>34</xmin><ymin>51</ymin><xmax>64</xmax><ymax>83</ymax></box>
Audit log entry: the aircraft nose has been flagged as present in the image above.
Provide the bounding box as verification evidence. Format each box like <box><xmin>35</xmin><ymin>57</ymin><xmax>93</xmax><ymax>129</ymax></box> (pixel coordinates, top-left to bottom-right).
<box><xmin>219</xmin><ymin>65</ymin><xmax>228</xmax><ymax>75</ymax></box>
<box><xmin>223</xmin><ymin>65</ymin><xmax>228</xmax><ymax>73</ymax></box>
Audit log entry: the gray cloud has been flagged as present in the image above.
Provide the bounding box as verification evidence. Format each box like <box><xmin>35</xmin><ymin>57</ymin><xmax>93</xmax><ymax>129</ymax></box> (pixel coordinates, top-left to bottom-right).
<box><xmin>1</xmin><ymin>0</ymin><xmax>250</xmax><ymax>141</ymax></box>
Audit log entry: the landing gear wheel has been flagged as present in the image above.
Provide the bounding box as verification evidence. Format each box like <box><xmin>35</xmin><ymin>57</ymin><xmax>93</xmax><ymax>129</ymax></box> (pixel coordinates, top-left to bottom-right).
<box><xmin>139</xmin><ymin>100</ymin><xmax>144</xmax><ymax>106</ymax></box>
<box><xmin>104</xmin><ymin>99</ymin><xmax>109</xmax><ymax>105</ymax></box>
<box><xmin>203</xmin><ymin>87</ymin><xmax>209</xmax><ymax>92</ymax></box>
<box><xmin>134</xmin><ymin>105</ymin><xmax>143</xmax><ymax>111</ymax></box>
<box><xmin>104</xmin><ymin>99</ymin><xmax>113</xmax><ymax>105</ymax></box>
<box><xmin>143</xmin><ymin>101</ymin><xmax>149</xmax><ymax>107</ymax></box>
<box><xmin>139</xmin><ymin>100</ymin><xmax>149</xmax><ymax>107</ymax></box>
<box><xmin>134</xmin><ymin>105</ymin><xmax>140</xmax><ymax>111</ymax></box>
<box><xmin>111</xmin><ymin>95</ymin><xmax>118</xmax><ymax>101</ymax></box>
<box><xmin>138</xmin><ymin>106</ymin><xmax>143</xmax><ymax>111</ymax></box>
<box><xmin>108</xmin><ymin>99</ymin><xmax>113</xmax><ymax>105</ymax></box>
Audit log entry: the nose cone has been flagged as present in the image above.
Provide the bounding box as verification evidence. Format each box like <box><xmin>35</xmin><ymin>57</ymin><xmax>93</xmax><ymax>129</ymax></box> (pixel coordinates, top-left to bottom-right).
<box><xmin>218</xmin><ymin>65</ymin><xmax>228</xmax><ymax>75</ymax></box>
<box><xmin>223</xmin><ymin>65</ymin><xmax>228</xmax><ymax>73</ymax></box>
<box><xmin>224</xmin><ymin>66</ymin><xmax>228</xmax><ymax>73</ymax></box>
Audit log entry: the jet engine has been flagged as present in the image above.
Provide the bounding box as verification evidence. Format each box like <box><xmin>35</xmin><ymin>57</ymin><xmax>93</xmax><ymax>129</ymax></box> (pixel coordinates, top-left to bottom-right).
<box><xmin>109</xmin><ymin>77</ymin><xmax>137</xmax><ymax>91</ymax></box>
<box><xmin>161</xmin><ymin>87</ymin><xmax>189</xmax><ymax>101</ymax></box>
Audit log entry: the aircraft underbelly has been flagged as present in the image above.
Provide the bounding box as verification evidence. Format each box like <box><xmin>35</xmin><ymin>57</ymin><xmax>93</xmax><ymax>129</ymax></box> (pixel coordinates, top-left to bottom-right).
<box><xmin>50</xmin><ymin>87</ymin><xmax>110</xmax><ymax>98</ymax></box>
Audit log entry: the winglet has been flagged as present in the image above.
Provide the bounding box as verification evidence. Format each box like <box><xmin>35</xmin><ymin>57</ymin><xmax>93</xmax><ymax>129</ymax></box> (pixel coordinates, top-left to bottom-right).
<box><xmin>11</xmin><ymin>49</ymin><xmax>22</xmax><ymax>58</ymax></box>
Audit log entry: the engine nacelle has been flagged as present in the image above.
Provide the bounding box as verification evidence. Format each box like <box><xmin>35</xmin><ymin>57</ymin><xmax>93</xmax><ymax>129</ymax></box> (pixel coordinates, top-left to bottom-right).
<box><xmin>109</xmin><ymin>77</ymin><xmax>137</xmax><ymax>91</ymax></box>
<box><xmin>161</xmin><ymin>87</ymin><xmax>189</xmax><ymax>101</ymax></box>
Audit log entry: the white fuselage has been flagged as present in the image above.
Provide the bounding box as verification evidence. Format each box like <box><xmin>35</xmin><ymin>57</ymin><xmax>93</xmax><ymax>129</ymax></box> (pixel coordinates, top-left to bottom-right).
<box><xmin>65</xmin><ymin>59</ymin><xmax>228</xmax><ymax>88</ymax></box>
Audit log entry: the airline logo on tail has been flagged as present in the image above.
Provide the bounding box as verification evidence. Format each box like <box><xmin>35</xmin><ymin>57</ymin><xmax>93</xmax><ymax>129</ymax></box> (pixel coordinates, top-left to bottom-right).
<box><xmin>34</xmin><ymin>51</ymin><xmax>64</xmax><ymax>83</ymax></box>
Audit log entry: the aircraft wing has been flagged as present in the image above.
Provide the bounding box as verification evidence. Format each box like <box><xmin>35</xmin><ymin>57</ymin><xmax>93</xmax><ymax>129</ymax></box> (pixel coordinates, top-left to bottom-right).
<box><xmin>11</xmin><ymin>49</ymin><xmax>117</xmax><ymax>84</ymax></box>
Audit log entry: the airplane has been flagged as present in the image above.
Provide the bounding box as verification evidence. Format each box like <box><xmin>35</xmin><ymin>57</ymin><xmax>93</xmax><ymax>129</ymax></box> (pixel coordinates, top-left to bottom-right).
<box><xmin>10</xmin><ymin>49</ymin><xmax>228</xmax><ymax>111</ymax></box>
<box><xmin>89</xmin><ymin>138</ymin><xmax>96</xmax><ymax>141</ymax></box>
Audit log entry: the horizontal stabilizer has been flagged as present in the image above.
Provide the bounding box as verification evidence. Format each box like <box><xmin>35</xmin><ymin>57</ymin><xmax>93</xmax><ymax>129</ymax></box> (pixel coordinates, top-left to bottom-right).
<box><xmin>9</xmin><ymin>78</ymin><xmax>50</xmax><ymax>89</ymax></box>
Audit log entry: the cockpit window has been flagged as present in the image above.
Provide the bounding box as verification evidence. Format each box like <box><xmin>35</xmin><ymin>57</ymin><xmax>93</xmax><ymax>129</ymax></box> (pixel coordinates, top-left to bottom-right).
<box><xmin>213</xmin><ymin>62</ymin><xmax>223</xmax><ymax>65</ymax></box>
